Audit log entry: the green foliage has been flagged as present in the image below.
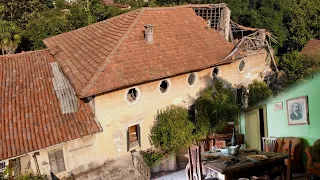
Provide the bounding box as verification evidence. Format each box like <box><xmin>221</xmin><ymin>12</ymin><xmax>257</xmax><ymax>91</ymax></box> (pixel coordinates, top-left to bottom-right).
<box><xmin>194</xmin><ymin>80</ymin><xmax>239</xmax><ymax>137</ymax></box>
<box><xmin>55</xmin><ymin>0</ymin><xmax>68</xmax><ymax>10</ymax></box>
<box><xmin>0</xmin><ymin>20</ymin><xmax>22</xmax><ymax>54</ymax></box>
<box><xmin>0</xmin><ymin>0</ymin><xmax>48</xmax><ymax>28</ymax></box>
<box><xmin>248</xmin><ymin>80</ymin><xmax>272</xmax><ymax>106</ymax></box>
<box><xmin>142</xmin><ymin>150</ymin><xmax>163</xmax><ymax>167</ymax></box>
<box><xmin>149</xmin><ymin>105</ymin><xmax>195</xmax><ymax>154</ymax></box>
<box><xmin>278</xmin><ymin>51</ymin><xmax>320</xmax><ymax>85</ymax></box>
<box><xmin>24</xmin><ymin>10</ymin><xmax>69</xmax><ymax>50</ymax></box>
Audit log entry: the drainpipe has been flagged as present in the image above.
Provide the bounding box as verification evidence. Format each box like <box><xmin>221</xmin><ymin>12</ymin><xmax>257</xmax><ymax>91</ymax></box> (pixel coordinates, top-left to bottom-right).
<box><xmin>32</xmin><ymin>152</ymin><xmax>40</xmax><ymax>175</ymax></box>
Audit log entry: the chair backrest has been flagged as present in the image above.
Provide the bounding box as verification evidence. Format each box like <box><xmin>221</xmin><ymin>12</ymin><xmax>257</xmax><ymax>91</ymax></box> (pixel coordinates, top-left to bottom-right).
<box><xmin>197</xmin><ymin>139</ymin><xmax>209</xmax><ymax>152</ymax></box>
<box><xmin>287</xmin><ymin>140</ymin><xmax>292</xmax><ymax>180</ymax></box>
<box><xmin>188</xmin><ymin>145</ymin><xmax>204</xmax><ymax>180</ymax></box>
<box><xmin>262</xmin><ymin>137</ymin><xmax>278</xmax><ymax>152</ymax></box>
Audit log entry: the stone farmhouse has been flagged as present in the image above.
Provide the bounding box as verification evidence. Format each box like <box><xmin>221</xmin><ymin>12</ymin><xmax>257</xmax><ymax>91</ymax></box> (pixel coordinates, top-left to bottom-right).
<box><xmin>0</xmin><ymin>5</ymin><xmax>275</xmax><ymax>179</ymax></box>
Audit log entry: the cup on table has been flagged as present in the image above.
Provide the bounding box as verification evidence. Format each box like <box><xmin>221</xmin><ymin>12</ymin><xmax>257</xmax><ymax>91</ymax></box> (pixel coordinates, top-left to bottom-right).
<box><xmin>211</xmin><ymin>146</ymin><xmax>216</xmax><ymax>152</ymax></box>
<box><xmin>240</xmin><ymin>144</ymin><xmax>246</xmax><ymax>149</ymax></box>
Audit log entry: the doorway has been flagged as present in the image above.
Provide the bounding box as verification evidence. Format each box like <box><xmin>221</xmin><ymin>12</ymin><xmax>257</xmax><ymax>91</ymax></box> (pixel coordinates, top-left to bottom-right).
<box><xmin>244</xmin><ymin>105</ymin><xmax>268</xmax><ymax>150</ymax></box>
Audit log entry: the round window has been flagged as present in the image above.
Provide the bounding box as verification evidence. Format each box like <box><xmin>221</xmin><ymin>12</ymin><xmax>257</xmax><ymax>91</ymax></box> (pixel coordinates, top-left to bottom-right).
<box><xmin>125</xmin><ymin>87</ymin><xmax>141</xmax><ymax>104</ymax></box>
<box><xmin>159</xmin><ymin>80</ymin><xmax>170</xmax><ymax>93</ymax></box>
<box><xmin>212</xmin><ymin>67</ymin><xmax>220</xmax><ymax>78</ymax></box>
<box><xmin>238</xmin><ymin>60</ymin><xmax>246</xmax><ymax>72</ymax></box>
<box><xmin>187</xmin><ymin>73</ymin><xmax>197</xmax><ymax>86</ymax></box>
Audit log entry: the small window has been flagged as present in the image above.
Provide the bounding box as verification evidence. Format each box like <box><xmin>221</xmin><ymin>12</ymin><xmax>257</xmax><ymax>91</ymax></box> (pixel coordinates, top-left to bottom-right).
<box><xmin>159</xmin><ymin>80</ymin><xmax>170</xmax><ymax>93</ymax></box>
<box><xmin>187</xmin><ymin>73</ymin><xmax>197</xmax><ymax>86</ymax></box>
<box><xmin>188</xmin><ymin>104</ymin><xmax>196</xmax><ymax>122</ymax></box>
<box><xmin>238</xmin><ymin>60</ymin><xmax>246</xmax><ymax>72</ymax></box>
<box><xmin>127</xmin><ymin>124</ymin><xmax>141</xmax><ymax>151</ymax></box>
<box><xmin>48</xmin><ymin>149</ymin><xmax>66</xmax><ymax>173</ymax></box>
<box><xmin>0</xmin><ymin>161</ymin><xmax>7</xmax><ymax>177</ymax></box>
<box><xmin>125</xmin><ymin>87</ymin><xmax>141</xmax><ymax>104</ymax></box>
<box><xmin>236</xmin><ymin>88</ymin><xmax>244</xmax><ymax>106</ymax></box>
<box><xmin>212</xmin><ymin>67</ymin><xmax>220</xmax><ymax>78</ymax></box>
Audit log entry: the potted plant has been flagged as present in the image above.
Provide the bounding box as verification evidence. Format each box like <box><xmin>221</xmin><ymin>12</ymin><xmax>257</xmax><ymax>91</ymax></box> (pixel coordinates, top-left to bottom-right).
<box><xmin>142</xmin><ymin>150</ymin><xmax>163</xmax><ymax>174</ymax></box>
<box><xmin>149</xmin><ymin>105</ymin><xmax>195</xmax><ymax>171</ymax></box>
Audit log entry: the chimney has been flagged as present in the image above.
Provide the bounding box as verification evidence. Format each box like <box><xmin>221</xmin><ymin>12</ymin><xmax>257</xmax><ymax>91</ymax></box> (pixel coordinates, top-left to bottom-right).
<box><xmin>144</xmin><ymin>24</ymin><xmax>154</xmax><ymax>44</ymax></box>
<box><xmin>207</xmin><ymin>20</ymin><xmax>211</xmax><ymax>29</ymax></box>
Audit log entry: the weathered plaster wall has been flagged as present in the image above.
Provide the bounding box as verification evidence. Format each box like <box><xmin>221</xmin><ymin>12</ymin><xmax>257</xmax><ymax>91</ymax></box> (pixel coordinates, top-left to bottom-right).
<box><xmin>94</xmin><ymin>50</ymin><xmax>270</xmax><ymax>159</ymax></box>
<box><xmin>18</xmin><ymin>50</ymin><xmax>270</xmax><ymax>179</ymax></box>
<box><xmin>29</xmin><ymin>135</ymin><xmax>104</xmax><ymax>179</ymax></box>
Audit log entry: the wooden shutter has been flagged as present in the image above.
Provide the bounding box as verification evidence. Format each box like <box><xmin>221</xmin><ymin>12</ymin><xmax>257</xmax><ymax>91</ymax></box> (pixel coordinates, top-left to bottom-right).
<box><xmin>49</xmin><ymin>149</ymin><xmax>65</xmax><ymax>173</ymax></box>
<box><xmin>127</xmin><ymin>128</ymin><xmax>130</xmax><ymax>152</ymax></box>
<box><xmin>55</xmin><ymin>149</ymin><xmax>66</xmax><ymax>172</ymax></box>
<box><xmin>48</xmin><ymin>151</ymin><xmax>58</xmax><ymax>173</ymax></box>
<box><xmin>137</xmin><ymin>124</ymin><xmax>141</xmax><ymax>147</ymax></box>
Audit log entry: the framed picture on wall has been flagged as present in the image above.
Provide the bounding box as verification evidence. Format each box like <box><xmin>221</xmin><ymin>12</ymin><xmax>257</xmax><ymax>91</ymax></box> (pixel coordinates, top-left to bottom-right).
<box><xmin>286</xmin><ymin>96</ymin><xmax>309</xmax><ymax>125</ymax></box>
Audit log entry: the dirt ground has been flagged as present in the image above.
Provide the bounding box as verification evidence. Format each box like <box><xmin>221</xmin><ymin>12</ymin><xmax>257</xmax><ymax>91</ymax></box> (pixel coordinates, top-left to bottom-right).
<box><xmin>73</xmin><ymin>155</ymin><xmax>143</xmax><ymax>180</ymax></box>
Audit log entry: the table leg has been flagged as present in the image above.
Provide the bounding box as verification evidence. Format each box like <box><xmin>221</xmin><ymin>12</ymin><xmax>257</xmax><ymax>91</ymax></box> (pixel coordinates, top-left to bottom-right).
<box><xmin>281</xmin><ymin>164</ymin><xmax>287</xmax><ymax>180</ymax></box>
<box><xmin>224</xmin><ymin>174</ymin><xmax>233</xmax><ymax>180</ymax></box>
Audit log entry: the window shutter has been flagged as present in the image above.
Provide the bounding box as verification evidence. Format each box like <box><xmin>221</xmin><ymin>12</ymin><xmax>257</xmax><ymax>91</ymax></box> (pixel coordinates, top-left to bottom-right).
<box><xmin>137</xmin><ymin>124</ymin><xmax>141</xmax><ymax>147</ymax></box>
<box><xmin>48</xmin><ymin>151</ymin><xmax>58</xmax><ymax>173</ymax></box>
<box><xmin>127</xmin><ymin>128</ymin><xmax>130</xmax><ymax>152</ymax></box>
<box><xmin>55</xmin><ymin>149</ymin><xmax>66</xmax><ymax>172</ymax></box>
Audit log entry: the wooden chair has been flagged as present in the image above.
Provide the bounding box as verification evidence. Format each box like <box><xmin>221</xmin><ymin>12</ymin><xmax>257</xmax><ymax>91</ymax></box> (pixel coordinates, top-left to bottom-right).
<box><xmin>186</xmin><ymin>145</ymin><xmax>203</xmax><ymax>180</ymax></box>
<box><xmin>186</xmin><ymin>145</ymin><xmax>217</xmax><ymax>180</ymax></box>
<box><xmin>197</xmin><ymin>138</ymin><xmax>210</xmax><ymax>152</ymax></box>
<box><xmin>262</xmin><ymin>137</ymin><xmax>278</xmax><ymax>152</ymax></box>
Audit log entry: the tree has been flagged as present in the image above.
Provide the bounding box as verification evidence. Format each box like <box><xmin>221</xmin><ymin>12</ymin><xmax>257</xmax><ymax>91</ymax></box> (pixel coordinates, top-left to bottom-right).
<box><xmin>0</xmin><ymin>20</ymin><xmax>21</xmax><ymax>54</ymax></box>
<box><xmin>68</xmin><ymin>0</ymin><xmax>125</xmax><ymax>30</ymax></box>
<box><xmin>194</xmin><ymin>80</ymin><xmax>239</xmax><ymax>137</ymax></box>
<box><xmin>248</xmin><ymin>80</ymin><xmax>272</xmax><ymax>106</ymax></box>
<box><xmin>278</xmin><ymin>51</ymin><xmax>320</xmax><ymax>85</ymax></box>
<box><xmin>283</xmin><ymin>0</ymin><xmax>320</xmax><ymax>52</ymax></box>
<box><xmin>149</xmin><ymin>105</ymin><xmax>195</xmax><ymax>153</ymax></box>
<box><xmin>24</xmin><ymin>11</ymin><xmax>69</xmax><ymax>50</ymax></box>
<box><xmin>0</xmin><ymin>0</ymin><xmax>47</xmax><ymax>28</ymax></box>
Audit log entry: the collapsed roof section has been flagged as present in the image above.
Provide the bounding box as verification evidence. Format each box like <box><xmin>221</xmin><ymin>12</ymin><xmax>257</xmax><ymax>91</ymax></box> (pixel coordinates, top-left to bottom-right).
<box><xmin>187</xmin><ymin>4</ymin><xmax>278</xmax><ymax>72</ymax></box>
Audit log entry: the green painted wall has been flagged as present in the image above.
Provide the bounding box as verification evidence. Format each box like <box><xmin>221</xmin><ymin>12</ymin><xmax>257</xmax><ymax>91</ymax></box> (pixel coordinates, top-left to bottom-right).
<box><xmin>240</xmin><ymin>74</ymin><xmax>320</xmax><ymax>167</ymax></box>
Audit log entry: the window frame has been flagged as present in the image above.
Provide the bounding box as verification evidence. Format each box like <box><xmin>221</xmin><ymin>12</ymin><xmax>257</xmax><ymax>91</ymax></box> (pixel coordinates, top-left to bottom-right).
<box><xmin>211</xmin><ymin>67</ymin><xmax>220</xmax><ymax>79</ymax></box>
<box><xmin>158</xmin><ymin>79</ymin><xmax>171</xmax><ymax>94</ymax></box>
<box><xmin>238</xmin><ymin>59</ymin><xmax>246</xmax><ymax>73</ymax></box>
<box><xmin>127</xmin><ymin>124</ymin><xmax>141</xmax><ymax>152</ymax></box>
<box><xmin>186</xmin><ymin>72</ymin><xmax>198</xmax><ymax>87</ymax></box>
<box><xmin>124</xmin><ymin>86</ymin><xmax>141</xmax><ymax>105</ymax></box>
<box><xmin>48</xmin><ymin>148</ymin><xmax>66</xmax><ymax>174</ymax></box>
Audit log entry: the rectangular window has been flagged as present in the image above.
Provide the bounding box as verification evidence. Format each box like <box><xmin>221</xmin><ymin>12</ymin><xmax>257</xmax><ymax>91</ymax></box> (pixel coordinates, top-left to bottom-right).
<box><xmin>188</xmin><ymin>104</ymin><xmax>196</xmax><ymax>122</ymax></box>
<box><xmin>48</xmin><ymin>149</ymin><xmax>66</xmax><ymax>173</ymax></box>
<box><xmin>236</xmin><ymin>88</ymin><xmax>243</xmax><ymax>106</ymax></box>
<box><xmin>127</xmin><ymin>124</ymin><xmax>141</xmax><ymax>151</ymax></box>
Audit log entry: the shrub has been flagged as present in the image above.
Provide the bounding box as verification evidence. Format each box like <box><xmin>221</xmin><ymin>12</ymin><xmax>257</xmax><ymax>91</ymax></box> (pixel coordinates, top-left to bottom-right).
<box><xmin>194</xmin><ymin>80</ymin><xmax>239</xmax><ymax>137</ymax></box>
<box><xmin>149</xmin><ymin>105</ymin><xmax>195</xmax><ymax>154</ymax></box>
<box><xmin>248</xmin><ymin>80</ymin><xmax>273</xmax><ymax>106</ymax></box>
<box><xmin>142</xmin><ymin>150</ymin><xmax>163</xmax><ymax>167</ymax></box>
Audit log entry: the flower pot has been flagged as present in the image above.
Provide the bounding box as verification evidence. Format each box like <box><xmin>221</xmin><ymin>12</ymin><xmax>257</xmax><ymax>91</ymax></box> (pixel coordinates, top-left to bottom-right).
<box><xmin>160</xmin><ymin>153</ymin><xmax>177</xmax><ymax>171</ymax></box>
<box><xmin>167</xmin><ymin>153</ymin><xmax>177</xmax><ymax>171</ymax></box>
<box><xmin>151</xmin><ymin>163</ymin><xmax>161</xmax><ymax>174</ymax></box>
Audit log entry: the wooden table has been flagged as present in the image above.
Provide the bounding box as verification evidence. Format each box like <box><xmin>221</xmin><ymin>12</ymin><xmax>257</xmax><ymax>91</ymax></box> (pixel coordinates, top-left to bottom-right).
<box><xmin>203</xmin><ymin>151</ymin><xmax>288</xmax><ymax>180</ymax></box>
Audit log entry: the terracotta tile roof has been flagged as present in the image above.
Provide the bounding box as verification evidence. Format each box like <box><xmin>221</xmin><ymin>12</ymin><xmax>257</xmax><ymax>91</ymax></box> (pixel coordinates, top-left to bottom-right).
<box><xmin>0</xmin><ymin>50</ymin><xmax>101</xmax><ymax>160</ymax></box>
<box><xmin>300</xmin><ymin>39</ymin><xmax>320</xmax><ymax>55</ymax></box>
<box><xmin>44</xmin><ymin>7</ymin><xmax>235</xmax><ymax>98</ymax></box>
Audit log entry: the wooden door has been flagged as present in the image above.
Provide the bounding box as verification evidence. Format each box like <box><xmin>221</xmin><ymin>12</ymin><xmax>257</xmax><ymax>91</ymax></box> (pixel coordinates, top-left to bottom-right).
<box><xmin>245</xmin><ymin>108</ymin><xmax>261</xmax><ymax>150</ymax></box>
